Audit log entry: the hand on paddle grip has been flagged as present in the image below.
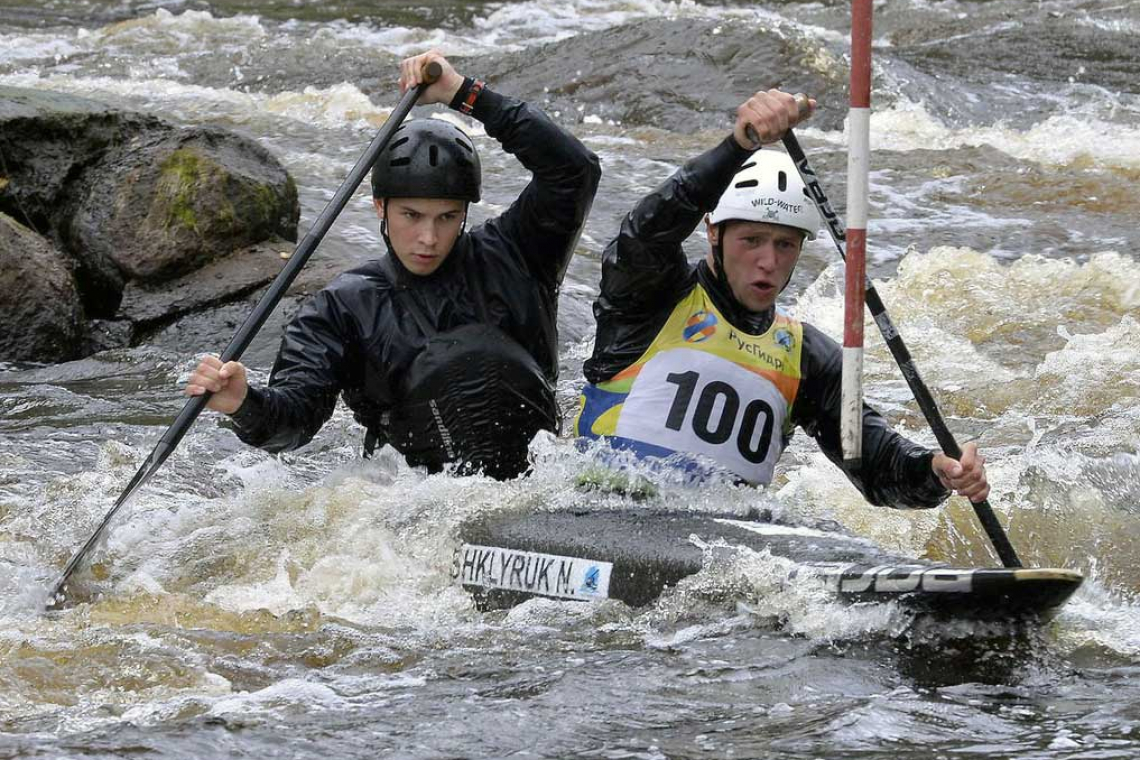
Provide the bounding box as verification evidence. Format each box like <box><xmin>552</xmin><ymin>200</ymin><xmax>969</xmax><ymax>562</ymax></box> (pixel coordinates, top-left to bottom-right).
<box><xmin>399</xmin><ymin>51</ymin><xmax>460</xmax><ymax>106</ymax></box>
<box><xmin>738</xmin><ymin>91</ymin><xmax>814</xmax><ymax>149</ymax></box>
<box><xmin>185</xmin><ymin>355</ymin><xmax>249</xmax><ymax>415</ymax></box>
<box><xmin>932</xmin><ymin>442</ymin><xmax>990</xmax><ymax>503</ymax></box>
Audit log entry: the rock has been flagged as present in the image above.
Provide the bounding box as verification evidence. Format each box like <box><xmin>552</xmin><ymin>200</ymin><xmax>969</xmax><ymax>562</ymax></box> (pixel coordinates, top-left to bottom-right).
<box><xmin>481</xmin><ymin>19</ymin><xmax>848</xmax><ymax>132</ymax></box>
<box><xmin>0</xmin><ymin>212</ymin><xmax>86</xmax><ymax>363</ymax></box>
<box><xmin>0</xmin><ymin>86</ymin><xmax>302</xmax><ymax>363</ymax></box>
<box><xmin>0</xmin><ymin>87</ymin><xmax>159</xmax><ymax>317</ymax></box>
<box><xmin>85</xmin><ymin>320</ymin><xmax>134</xmax><ymax>354</ymax></box>
<box><xmin>0</xmin><ymin>86</ymin><xmax>160</xmax><ymax>234</ymax></box>
<box><xmin>116</xmin><ymin>237</ymin><xmax>292</xmax><ymax>331</ymax></box>
<box><xmin>65</xmin><ymin>125</ymin><xmax>299</xmax><ymax>287</ymax></box>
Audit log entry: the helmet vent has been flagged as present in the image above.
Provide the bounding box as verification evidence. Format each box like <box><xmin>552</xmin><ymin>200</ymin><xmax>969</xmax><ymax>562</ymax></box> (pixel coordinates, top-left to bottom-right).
<box><xmin>778</xmin><ymin>171</ymin><xmax>787</xmax><ymax>192</ymax></box>
<box><xmin>391</xmin><ymin>136</ymin><xmax>409</xmax><ymax>150</ymax></box>
<box><xmin>429</xmin><ymin>144</ymin><xmax>439</xmax><ymax>167</ymax></box>
<box><xmin>734</xmin><ymin>179</ymin><xmax>759</xmax><ymax>189</ymax></box>
<box><xmin>740</xmin><ymin>161</ymin><xmax>757</xmax><ymax>171</ymax></box>
<box><xmin>456</xmin><ymin>138</ymin><xmax>474</xmax><ymax>153</ymax></box>
<box><xmin>390</xmin><ymin>157</ymin><xmax>411</xmax><ymax>167</ymax></box>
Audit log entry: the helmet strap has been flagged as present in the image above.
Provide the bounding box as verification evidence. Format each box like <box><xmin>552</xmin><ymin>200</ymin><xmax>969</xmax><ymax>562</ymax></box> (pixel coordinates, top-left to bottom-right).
<box><xmin>380</xmin><ymin>199</ymin><xmax>394</xmax><ymax>253</ymax></box>
<box><xmin>713</xmin><ymin>221</ymin><xmax>733</xmax><ymax>301</ymax></box>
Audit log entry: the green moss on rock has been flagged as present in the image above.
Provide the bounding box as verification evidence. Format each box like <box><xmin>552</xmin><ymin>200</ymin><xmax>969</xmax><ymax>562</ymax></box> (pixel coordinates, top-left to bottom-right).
<box><xmin>156</xmin><ymin>148</ymin><xmax>208</xmax><ymax>233</ymax></box>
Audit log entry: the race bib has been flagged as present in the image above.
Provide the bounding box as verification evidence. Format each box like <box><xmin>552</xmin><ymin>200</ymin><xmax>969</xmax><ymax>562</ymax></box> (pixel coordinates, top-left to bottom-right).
<box><xmin>615</xmin><ymin>348</ymin><xmax>788</xmax><ymax>484</ymax></box>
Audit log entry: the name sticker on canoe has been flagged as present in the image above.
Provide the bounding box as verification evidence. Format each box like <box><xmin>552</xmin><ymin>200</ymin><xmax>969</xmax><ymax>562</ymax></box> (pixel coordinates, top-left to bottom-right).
<box><xmin>454</xmin><ymin>544</ymin><xmax>612</xmax><ymax>601</ymax></box>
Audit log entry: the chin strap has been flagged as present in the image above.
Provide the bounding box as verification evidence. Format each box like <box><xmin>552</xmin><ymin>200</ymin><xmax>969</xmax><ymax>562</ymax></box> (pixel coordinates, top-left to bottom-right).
<box><xmin>380</xmin><ymin>199</ymin><xmax>393</xmax><ymax>253</ymax></box>
<box><xmin>712</xmin><ymin>221</ymin><xmax>731</xmax><ymax>294</ymax></box>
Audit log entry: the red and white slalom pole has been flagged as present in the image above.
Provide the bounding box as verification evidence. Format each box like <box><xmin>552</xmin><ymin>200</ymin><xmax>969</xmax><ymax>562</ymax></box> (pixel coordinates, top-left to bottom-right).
<box><xmin>842</xmin><ymin>0</ymin><xmax>872</xmax><ymax>470</ymax></box>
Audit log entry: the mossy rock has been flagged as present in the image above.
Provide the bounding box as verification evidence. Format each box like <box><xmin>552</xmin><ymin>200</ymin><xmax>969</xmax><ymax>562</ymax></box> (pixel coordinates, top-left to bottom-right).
<box><xmin>66</xmin><ymin>126</ymin><xmax>299</xmax><ymax>286</ymax></box>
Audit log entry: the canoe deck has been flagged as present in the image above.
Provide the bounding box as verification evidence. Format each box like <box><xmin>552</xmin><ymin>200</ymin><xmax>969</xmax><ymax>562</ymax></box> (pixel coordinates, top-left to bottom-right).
<box><xmin>455</xmin><ymin>508</ymin><xmax>1083</xmax><ymax>616</ymax></box>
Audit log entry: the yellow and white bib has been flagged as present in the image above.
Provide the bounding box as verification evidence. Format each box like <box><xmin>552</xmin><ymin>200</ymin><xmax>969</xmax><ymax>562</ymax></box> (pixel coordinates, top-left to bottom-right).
<box><xmin>575</xmin><ymin>285</ymin><xmax>803</xmax><ymax>485</ymax></box>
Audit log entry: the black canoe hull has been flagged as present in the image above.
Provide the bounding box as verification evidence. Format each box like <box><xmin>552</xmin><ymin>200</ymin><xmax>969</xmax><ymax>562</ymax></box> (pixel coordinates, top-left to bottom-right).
<box><xmin>455</xmin><ymin>509</ymin><xmax>1083</xmax><ymax>616</ymax></box>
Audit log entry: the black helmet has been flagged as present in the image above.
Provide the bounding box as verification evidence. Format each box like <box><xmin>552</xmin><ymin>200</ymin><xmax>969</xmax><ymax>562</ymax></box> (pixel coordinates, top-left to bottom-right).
<box><xmin>370</xmin><ymin>119</ymin><xmax>481</xmax><ymax>202</ymax></box>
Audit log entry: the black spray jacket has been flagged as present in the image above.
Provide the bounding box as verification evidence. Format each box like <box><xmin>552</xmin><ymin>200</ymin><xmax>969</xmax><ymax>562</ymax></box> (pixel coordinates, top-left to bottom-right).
<box><xmin>230</xmin><ymin>86</ymin><xmax>601</xmax><ymax>455</ymax></box>
<box><xmin>583</xmin><ymin>136</ymin><xmax>948</xmax><ymax>509</ymax></box>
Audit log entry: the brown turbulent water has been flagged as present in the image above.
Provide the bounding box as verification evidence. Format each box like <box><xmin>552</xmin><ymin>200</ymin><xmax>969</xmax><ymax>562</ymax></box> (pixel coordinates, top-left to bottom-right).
<box><xmin>2</xmin><ymin>0</ymin><xmax>1140</xmax><ymax>757</ymax></box>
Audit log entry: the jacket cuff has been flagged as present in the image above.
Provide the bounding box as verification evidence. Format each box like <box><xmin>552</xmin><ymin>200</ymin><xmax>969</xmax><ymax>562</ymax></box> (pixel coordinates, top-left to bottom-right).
<box><xmin>722</xmin><ymin>133</ymin><xmax>757</xmax><ymax>160</ymax></box>
<box><xmin>229</xmin><ymin>385</ymin><xmax>265</xmax><ymax>432</ymax></box>
<box><xmin>911</xmin><ymin>449</ymin><xmax>951</xmax><ymax>506</ymax></box>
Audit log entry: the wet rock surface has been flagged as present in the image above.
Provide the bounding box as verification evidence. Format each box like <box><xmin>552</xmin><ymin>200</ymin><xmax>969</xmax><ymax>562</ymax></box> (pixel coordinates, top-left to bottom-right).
<box><xmin>0</xmin><ymin>86</ymin><xmax>300</xmax><ymax>362</ymax></box>
<box><xmin>481</xmin><ymin>19</ymin><xmax>849</xmax><ymax>132</ymax></box>
<box><xmin>116</xmin><ymin>237</ymin><xmax>292</xmax><ymax>332</ymax></box>
<box><xmin>0</xmin><ymin>213</ymin><xmax>86</xmax><ymax>363</ymax></box>
<box><xmin>65</xmin><ymin>126</ymin><xmax>298</xmax><ymax>287</ymax></box>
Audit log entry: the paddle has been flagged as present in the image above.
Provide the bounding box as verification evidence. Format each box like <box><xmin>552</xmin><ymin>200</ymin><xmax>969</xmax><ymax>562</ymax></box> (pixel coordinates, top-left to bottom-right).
<box><xmin>46</xmin><ymin>62</ymin><xmax>444</xmax><ymax>609</ymax></box>
<box><xmin>777</xmin><ymin>125</ymin><xmax>1023</xmax><ymax>569</ymax></box>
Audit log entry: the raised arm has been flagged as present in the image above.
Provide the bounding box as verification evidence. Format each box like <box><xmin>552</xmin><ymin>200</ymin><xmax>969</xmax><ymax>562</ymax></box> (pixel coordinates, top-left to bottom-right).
<box><xmin>599</xmin><ymin>136</ymin><xmax>755</xmax><ymax>312</ymax></box>
<box><xmin>471</xmin><ymin>88</ymin><xmax>600</xmax><ymax>289</ymax></box>
<box><xmin>399</xmin><ymin>50</ymin><xmax>601</xmax><ymax>290</ymax></box>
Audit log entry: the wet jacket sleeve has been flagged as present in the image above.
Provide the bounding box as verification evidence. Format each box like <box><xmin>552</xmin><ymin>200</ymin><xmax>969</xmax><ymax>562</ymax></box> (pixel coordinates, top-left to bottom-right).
<box><xmin>584</xmin><ymin>136</ymin><xmax>753</xmax><ymax>383</ymax></box>
<box><xmin>228</xmin><ymin>287</ymin><xmax>359</xmax><ymax>453</ymax></box>
<box><xmin>792</xmin><ymin>323</ymin><xmax>950</xmax><ymax>509</ymax></box>
<box><xmin>465</xmin><ymin>86</ymin><xmax>601</xmax><ymax>290</ymax></box>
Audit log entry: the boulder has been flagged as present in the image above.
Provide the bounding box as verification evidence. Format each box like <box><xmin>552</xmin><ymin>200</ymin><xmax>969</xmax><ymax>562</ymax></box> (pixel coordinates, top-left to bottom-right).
<box><xmin>0</xmin><ymin>86</ymin><xmax>301</xmax><ymax>362</ymax></box>
<box><xmin>64</xmin><ymin>126</ymin><xmax>299</xmax><ymax>288</ymax></box>
<box><xmin>480</xmin><ymin>19</ymin><xmax>848</xmax><ymax>133</ymax></box>
<box><xmin>0</xmin><ymin>87</ymin><xmax>158</xmax><ymax>316</ymax></box>
<box><xmin>0</xmin><ymin>213</ymin><xmax>86</xmax><ymax>363</ymax></box>
<box><xmin>0</xmin><ymin>87</ymin><xmax>160</xmax><ymax>234</ymax></box>
<box><xmin>116</xmin><ymin>237</ymin><xmax>292</xmax><ymax>331</ymax></box>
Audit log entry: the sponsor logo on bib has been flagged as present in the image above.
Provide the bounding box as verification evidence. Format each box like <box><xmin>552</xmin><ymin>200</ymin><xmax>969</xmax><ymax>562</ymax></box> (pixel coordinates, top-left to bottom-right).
<box><xmin>683</xmin><ymin>310</ymin><xmax>718</xmax><ymax>343</ymax></box>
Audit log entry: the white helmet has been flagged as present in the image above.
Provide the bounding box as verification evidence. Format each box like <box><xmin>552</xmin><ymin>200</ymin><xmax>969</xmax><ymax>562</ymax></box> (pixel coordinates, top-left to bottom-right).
<box><xmin>708</xmin><ymin>150</ymin><xmax>820</xmax><ymax>241</ymax></box>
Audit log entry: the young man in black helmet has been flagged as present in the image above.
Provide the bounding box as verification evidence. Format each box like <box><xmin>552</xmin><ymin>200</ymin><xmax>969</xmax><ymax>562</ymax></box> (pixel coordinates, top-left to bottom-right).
<box><xmin>576</xmin><ymin>89</ymin><xmax>989</xmax><ymax>508</ymax></box>
<box><xmin>186</xmin><ymin>51</ymin><xmax>601</xmax><ymax>479</ymax></box>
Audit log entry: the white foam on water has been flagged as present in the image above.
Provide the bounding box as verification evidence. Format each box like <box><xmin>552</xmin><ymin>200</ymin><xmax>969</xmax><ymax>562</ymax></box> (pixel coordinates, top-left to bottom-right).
<box><xmin>87</xmin><ymin>8</ymin><xmax>268</xmax><ymax>50</ymax></box>
<box><xmin>0</xmin><ymin>33</ymin><xmax>82</xmax><ymax>66</ymax></box>
<box><xmin>1032</xmin><ymin>314</ymin><xmax>1140</xmax><ymax>416</ymax></box>
<box><xmin>0</xmin><ymin>72</ymin><xmax>500</xmax><ymax>143</ymax></box>
<box><xmin>3</xmin><ymin>2</ymin><xmax>837</xmax><ymax>77</ymax></box>
<box><xmin>833</xmin><ymin>99</ymin><xmax>1140</xmax><ymax>171</ymax></box>
<box><xmin>652</xmin><ymin>539</ymin><xmax>907</xmax><ymax>642</ymax></box>
<box><xmin>468</xmin><ymin>0</ymin><xmax>833</xmax><ymax>51</ymax></box>
<box><xmin>0</xmin><ymin>71</ymin><xmax>400</xmax><ymax>133</ymax></box>
<box><xmin>1074</xmin><ymin>14</ymin><xmax>1140</xmax><ymax>35</ymax></box>
<box><xmin>775</xmin><ymin>447</ymin><xmax>946</xmax><ymax>558</ymax></box>
<box><xmin>293</xmin><ymin>18</ymin><xmax>497</xmax><ymax>58</ymax></box>
<box><xmin>795</xmin><ymin>248</ymin><xmax>1140</xmax><ymax>391</ymax></box>
<box><xmin>1054</xmin><ymin>577</ymin><xmax>1140</xmax><ymax>660</ymax></box>
<box><xmin>261</xmin><ymin>83</ymin><xmax>394</xmax><ymax>129</ymax></box>
<box><xmin>792</xmin><ymin>256</ymin><xmax>1024</xmax><ymax>393</ymax></box>
<box><xmin>206</xmin><ymin>678</ymin><xmax>347</xmax><ymax>717</ymax></box>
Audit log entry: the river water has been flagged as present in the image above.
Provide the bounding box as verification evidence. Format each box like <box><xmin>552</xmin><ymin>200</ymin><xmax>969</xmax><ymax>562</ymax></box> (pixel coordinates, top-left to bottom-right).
<box><xmin>2</xmin><ymin>0</ymin><xmax>1140</xmax><ymax>757</ymax></box>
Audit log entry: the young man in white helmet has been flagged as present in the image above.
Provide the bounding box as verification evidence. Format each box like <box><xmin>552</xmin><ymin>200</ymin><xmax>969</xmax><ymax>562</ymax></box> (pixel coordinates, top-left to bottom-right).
<box><xmin>576</xmin><ymin>89</ymin><xmax>988</xmax><ymax>508</ymax></box>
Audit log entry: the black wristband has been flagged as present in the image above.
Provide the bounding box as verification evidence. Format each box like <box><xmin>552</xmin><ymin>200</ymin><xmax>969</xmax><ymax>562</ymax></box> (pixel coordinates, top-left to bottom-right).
<box><xmin>449</xmin><ymin>77</ymin><xmax>485</xmax><ymax>115</ymax></box>
<box><xmin>449</xmin><ymin>77</ymin><xmax>476</xmax><ymax>111</ymax></box>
